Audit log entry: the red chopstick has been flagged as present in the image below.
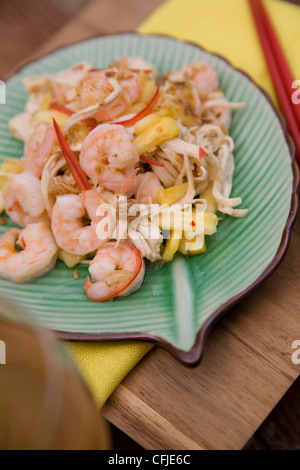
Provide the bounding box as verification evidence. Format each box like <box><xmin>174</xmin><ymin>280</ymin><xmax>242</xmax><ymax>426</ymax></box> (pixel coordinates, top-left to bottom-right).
<box><xmin>257</xmin><ymin>0</ymin><xmax>300</xmax><ymax>125</ymax></box>
<box><xmin>248</xmin><ymin>0</ymin><xmax>300</xmax><ymax>164</ymax></box>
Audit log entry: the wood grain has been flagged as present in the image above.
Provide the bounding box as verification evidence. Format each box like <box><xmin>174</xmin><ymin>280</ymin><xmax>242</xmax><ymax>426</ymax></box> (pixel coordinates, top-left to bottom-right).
<box><xmin>12</xmin><ymin>0</ymin><xmax>165</xmax><ymax>64</ymax></box>
<box><xmin>103</xmin><ymin>213</ymin><xmax>300</xmax><ymax>449</ymax></box>
<box><xmin>1</xmin><ymin>0</ymin><xmax>299</xmax><ymax>450</ymax></box>
<box><xmin>105</xmin><ymin>385</ymin><xmax>203</xmax><ymax>450</ymax></box>
<box><xmin>250</xmin><ymin>377</ymin><xmax>300</xmax><ymax>450</ymax></box>
<box><xmin>0</xmin><ymin>0</ymin><xmax>90</xmax><ymax>78</ymax></box>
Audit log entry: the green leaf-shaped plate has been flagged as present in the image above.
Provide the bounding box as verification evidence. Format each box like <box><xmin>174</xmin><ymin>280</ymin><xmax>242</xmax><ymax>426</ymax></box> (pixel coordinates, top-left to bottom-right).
<box><xmin>0</xmin><ymin>33</ymin><xmax>298</xmax><ymax>364</ymax></box>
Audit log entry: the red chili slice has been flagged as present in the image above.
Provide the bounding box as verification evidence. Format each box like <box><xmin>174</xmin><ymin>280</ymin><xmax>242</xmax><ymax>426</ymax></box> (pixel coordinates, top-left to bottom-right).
<box><xmin>199</xmin><ymin>147</ymin><xmax>208</xmax><ymax>158</ymax></box>
<box><xmin>88</xmin><ymin>68</ymin><xmax>104</xmax><ymax>73</ymax></box>
<box><xmin>128</xmin><ymin>68</ymin><xmax>153</xmax><ymax>74</ymax></box>
<box><xmin>112</xmin><ymin>86</ymin><xmax>160</xmax><ymax>128</ymax></box>
<box><xmin>50</xmin><ymin>102</ymin><xmax>73</xmax><ymax>116</ymax></box>
<box><xmin>51</xmin><ymin>102</ymin><xmax>96</xmax><ymax>128</ymax></box>
<box><xmin>140</xmin><ymin>155</ymin><xmax>164</xmax><ymax>167</ymax></box>
<box><xmin>52</xmin><ymin>118</ymin><xmax>91</xmax><ymax>192</ymax></box>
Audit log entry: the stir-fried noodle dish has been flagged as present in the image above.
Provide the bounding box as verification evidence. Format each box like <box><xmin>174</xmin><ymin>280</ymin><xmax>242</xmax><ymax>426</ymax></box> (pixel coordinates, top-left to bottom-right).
<box><xmin>0</xmin><ymin>57</ymin><xmax>247</xmax><ymax>302</ymax></box>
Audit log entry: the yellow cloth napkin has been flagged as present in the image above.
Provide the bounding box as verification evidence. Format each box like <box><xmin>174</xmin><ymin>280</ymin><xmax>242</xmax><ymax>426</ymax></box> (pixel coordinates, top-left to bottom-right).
<box><xmin>64</xmin><ymin>0</ymin><xmax>300</xmax><ymax>409</ymax></box>
<box><xmin>63</xmin><ymin>341</ymin><xmax>153</xmax><ymax>407</ymax></box>
<box><xmin>139</xmin><ymin>0</ymin><xmax>300</xmax><ymax>104</ymax></box>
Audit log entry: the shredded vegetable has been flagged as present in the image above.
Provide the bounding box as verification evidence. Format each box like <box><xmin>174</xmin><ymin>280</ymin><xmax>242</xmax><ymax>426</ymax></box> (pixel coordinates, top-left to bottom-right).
<box><xmin>1</xmin><ymin>57</ymin><xmax>247</xmax><ymax>301</ymax></box>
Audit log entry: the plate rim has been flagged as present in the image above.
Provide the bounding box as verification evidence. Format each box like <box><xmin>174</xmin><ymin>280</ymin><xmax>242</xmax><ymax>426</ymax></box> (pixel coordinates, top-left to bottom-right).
<box><xmin>4</xmin><ymin>31</ymin><xmax>300</xmax><ymax>365</ymax></box>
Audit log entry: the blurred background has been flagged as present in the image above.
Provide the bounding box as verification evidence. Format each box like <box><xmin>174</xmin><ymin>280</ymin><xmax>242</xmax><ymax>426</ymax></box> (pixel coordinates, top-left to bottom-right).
<box><xmin>0</xmin><ymin>298</ymin><xmax>111</xmax><ymax>450</ymax></box>
<box><xmin>0</xmin><ymin>0</ymin><xmax>89</xmax><ymax>77</ymax></box>
<box><xmin>0</xmin><ymin>0</ymin><xmax>299</xmax><ymax>450</ymax></box>
<box><xmin>0</xmin><ymin>0</ymin><xmax>164</xmax><ymax>78</ymax></box>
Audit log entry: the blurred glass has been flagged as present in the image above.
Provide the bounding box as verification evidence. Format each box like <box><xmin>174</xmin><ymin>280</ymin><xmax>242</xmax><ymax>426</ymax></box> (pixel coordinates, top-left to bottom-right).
<box><xmin>0</xmin><ymin>297</ymin><xmax>111</xmax><ymax>450</ymax></box>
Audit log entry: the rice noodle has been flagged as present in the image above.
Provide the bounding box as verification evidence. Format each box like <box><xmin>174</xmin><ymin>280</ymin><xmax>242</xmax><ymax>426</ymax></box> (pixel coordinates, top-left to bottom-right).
<box><xmin>5</xmin><ymin>58</ymin><xmax>248</xmax><ymax>294</ymax></box>
<box><xmin>160</xmin><ymin>124</ymin><xmax>247</xmax><ymax>217</ymax></box>
<box><xmin>41</xmin><ymin>152</ymin><xmax>69</xmax><ymax>217</ymax></box>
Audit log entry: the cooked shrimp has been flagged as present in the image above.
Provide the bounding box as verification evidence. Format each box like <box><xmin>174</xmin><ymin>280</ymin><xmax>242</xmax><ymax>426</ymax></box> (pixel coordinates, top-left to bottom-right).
<box><xmin>114</xmin><ymin>56</ymin><xmax>159</xmax><ymax>80</ymax></box>
<box><xmin>81</xmin><ymin>124</ymin><xmax>139</xmax><ymax>170</ymax></box>
<box><xmin>80</xmin><ymin>124</ymin><xmax>139</xmax><ymax>194</ymax></box>
<box><xmin>98</xmin><ymin>167</ymin><xmax>138</xmax><ymax>196</ymax></box>
<box><xmin>0</xmin><ymin>223</ymin><xmax>58</xmax><ymax>283</ymax></box>
<box><xmin>52</xmin><ymin>61</ymin><xmax>92</xmax><ymax>105</ymax></box>
<box><xmin>134</xmin><ymin>172</ymin><xmax>163</xmax><ymax>204</ymax></box>
<box><xmin>23</xmin><ymin>123</ymin><xmax>56</xmax><ymax>178</ymax></box>
<box><xmin>84</xmin><ymin>242</ymin><xmax>145</xmax><ymax>302</ymax></box>
<box><xmin>51</xmin><ymin>191</ymin><xmax>106</xmax><ymax>256</ymax></box>
<box><xmin>79</xmin><ymin>70</ymin><xmax>113</xmax><ymax>109</ymax></box>
<box><xmin>4</xmin><ymin>57</ymin><xmax>247</xmax><ymax>297</ymax></box>
<box><xmin>78</xmin><ymin>68</ymin><xmax>142</xmax><ymax>121</ymax></box>
<box><xmin>168</xmin><ymin>62</ymin><xmax>219</xmax><ymax>98</ymax></box>
<box><xmin>80</xmin><ymin>189</ymin><xmax>103</xmax><ymax>221</ymax></box>
<box><xmin>3</xmin><ymin>172</ymin><xmax>48</xmax><ymax>227</ymax></box>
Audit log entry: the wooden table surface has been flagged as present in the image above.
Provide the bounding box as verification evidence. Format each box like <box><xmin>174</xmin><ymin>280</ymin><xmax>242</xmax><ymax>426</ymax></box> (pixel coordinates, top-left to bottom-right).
<box><xmin>1</xmin><ymin>0</ymin><xmax>299</xmax><ymax>450</ymax></box>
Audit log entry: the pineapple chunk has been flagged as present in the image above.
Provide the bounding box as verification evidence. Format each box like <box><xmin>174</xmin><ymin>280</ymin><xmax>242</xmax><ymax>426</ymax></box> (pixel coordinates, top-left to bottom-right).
<box><xmin>187</xmin><ymin>236</ymin><xmax>206</xmax><ymax>255</ymax></box>
<box><xmin>178</xmin><ymin>238</ymin><xmax>188</xmax><ymax>256</ymax></box>
<box><xmin>58</xmin><ymin>249</ymin><xmax>85</xmax><ymax>269</ymax></box>
<box><xmin>201</xmin><ymin>212</ymin><xmax>218</xmax><ymax>235</ymax></box>
<box><xmin>0</xmin><ymin>175</ymin><xmax>8</xmax><ymax>192</ymax></box>
<box><xmin>34</xmin><ymin>110</ymin><xmax>69</xmax><ymax>127</ymax></box>
<box><xmin>126</xmin><ymin>103</ymin><xmax>146</xmax><ymax>115</ymax></box>
<box><xmin>179</xmin><ymin>236</ymin><xmax>207</xmax><ymax>256</ymax></box>
<box><xmin>1</xmin><ymin>158</ymin><xmax>23</xmax><ymax>173</ymax></box>
<box><xmin>156</xmin><ymin>183</ymin><xmax>188</xmax><ymax>206</ymax></box>
<box><xmin>200</xmin><ymin>182</ymin><xmax>217</xmax><ymax>214</ymax></box>
<box><xmin>0</xmin><ymin>158</ymin><xmax>23</xmax><ymax>190</ymax></box>
<box><xmin>135</xmin><ymin>117</ymin><xmax>179</xmax><ymax>155</ymax></box>
<box><xmin>41</xmin><ymin>91</ymin><xmax>53</xmax><ymax>111</ymax></box>
<box><xmin>136</xmin><ymin>79</ymin><xmax>156</xmax><ymax>106</ymax></box>
<box><xmin>0</xmin><ymin>192</ymin><xmax>4</xmax><ymax>215</ymax></box>
<box><xmin>153</xmin><ymin>210</ymin><xmax>218</xmax><ymax>235</ymax></box>
<box><xmin>134</xmin><ymin>108</ymin><xmax>176</xmax><ymax>136</ymax></box>
<box><xmin>138</xmin><ymin>71</ymin><xmax>149</xmax><ymax>88</ymax></box>
<box><xmin>134</xmin><ymin>113</ymin><xmax>160</xmax><ymax>136</ymax></box>
<box><xmin>162</xmin><ymin>230</ymin><xmax>181</xmax><ymax>263</ymax></box>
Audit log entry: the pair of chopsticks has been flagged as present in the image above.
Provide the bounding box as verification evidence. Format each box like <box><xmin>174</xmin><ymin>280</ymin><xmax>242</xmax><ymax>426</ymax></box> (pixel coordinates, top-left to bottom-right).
<box><xmin>248</xmin><ymin>0</ymin><xmax>300</xmax><ymax>165</ymax></box>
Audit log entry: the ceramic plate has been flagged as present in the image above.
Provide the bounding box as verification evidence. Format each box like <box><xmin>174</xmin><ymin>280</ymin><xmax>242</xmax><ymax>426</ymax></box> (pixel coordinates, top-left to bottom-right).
<box><xmin>0</xmin><ymin>33</ymin><xmax>298</xmax><ymax>364</ymax></box>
